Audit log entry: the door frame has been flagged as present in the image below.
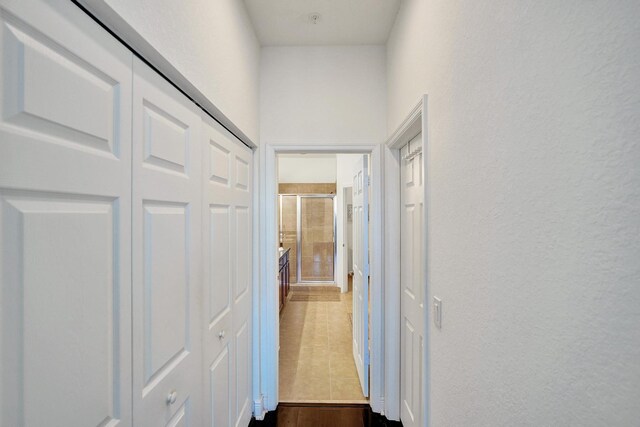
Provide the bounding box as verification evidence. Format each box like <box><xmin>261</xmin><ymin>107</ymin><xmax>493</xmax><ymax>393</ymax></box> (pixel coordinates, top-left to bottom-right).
<box><xmin>256</xmin><ymin>144</ymin><xmax>384</xmax><ymax>416</ymax></box>
<box><xmin>384</xmin><ymin>95</ymin><xmax>429</xmax><ymax>425</ymax></box>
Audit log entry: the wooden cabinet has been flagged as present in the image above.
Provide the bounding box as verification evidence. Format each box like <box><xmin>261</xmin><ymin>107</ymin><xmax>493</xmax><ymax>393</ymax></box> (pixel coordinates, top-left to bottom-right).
<box><xmin>279</xmin><ymin>248</ymin><xmax>291</xmax><ymax>312</ymax></box>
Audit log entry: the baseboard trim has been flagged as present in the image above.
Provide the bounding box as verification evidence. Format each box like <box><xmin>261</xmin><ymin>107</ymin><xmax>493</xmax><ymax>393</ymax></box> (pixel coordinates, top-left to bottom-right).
<box><xmin>253</xmin><ymin>396</ymin><xmax>266</xmax><ymax>421</ymax></box>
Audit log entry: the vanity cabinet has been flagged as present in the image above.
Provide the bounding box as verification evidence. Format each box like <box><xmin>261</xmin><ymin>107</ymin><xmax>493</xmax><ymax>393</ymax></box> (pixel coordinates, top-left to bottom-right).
<box><xmin>279</xmin><ymin>248</ymin><xmax>291</xmax><ymax>312</ymax></box>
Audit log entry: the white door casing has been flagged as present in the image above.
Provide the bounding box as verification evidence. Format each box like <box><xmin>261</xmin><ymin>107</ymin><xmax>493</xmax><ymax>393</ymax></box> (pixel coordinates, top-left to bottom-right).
<box><xmin>262</xmin><ymin>146</ymin><xmax>384</xmax><ymax>413</ymax></box>
<box><xmin>352</xmin><ymin>155</ymin><xmax>370</xmax><ymax>397</ymax></box>
<box><xmin>400</xmin><ymin>133</ymin><xmax>424</xmax><ymax>427</ymax></box>
<box><xmin>202</xmin><ymin>114</ymin><xmax>253</xmax><ymax>427</ymax></box>
<box><xmin>0</xmin><ymin>0</ymin><xmax>133</xmax><ymax>425</ymax></box>
<box><xmin>132</xmin><ymin>57</ymin><xmax>203</xmax><ymax>427</ymax></box>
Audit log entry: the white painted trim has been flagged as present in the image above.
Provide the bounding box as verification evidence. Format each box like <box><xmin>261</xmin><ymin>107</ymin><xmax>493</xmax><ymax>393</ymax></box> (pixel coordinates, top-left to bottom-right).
<box><xmin>259</xmin><ymin>144</ymin><xmax>279</xmax><ymax>411</ymax></box>
<box><xmin>383</xmin><ymin>95</ymin><xmax>428</xmax><ymax>423</ymax></box>
<box><xmin>260</xmin><ymin>144</ymin><xmax>385</xmax><ymax>413</ymax></box>
<box><xmin>369</xmin><ymin>144</ymin><xmax>385</xmax><ymax>414</ymax></box>
<box><xmin>253</xmin><ymin>396</ymin><xmax>266</xmax><ymax>421</ymax></box>
<box><xmin>252</xmin><ymin>147</ymin><xmax>263</xmax><ymax>417</ymax></box>
<box><xmin>269</xmin><ymin>144</ymin><xmax>378</xmax><ymax>154</ymax></box>
<box><xmin>421</xmin><ymin>95</ymin><xmax>430</xmax><ymax>427</ymax></box>
<box><xmin>383</xmin><ymin>144</ymin><xmax>401</xmax><ymax>421</ymax></box>
<box><xmin>385</xmin><ymin>98</ymin><xmax>423</xmax><ymax>149</ymax></box>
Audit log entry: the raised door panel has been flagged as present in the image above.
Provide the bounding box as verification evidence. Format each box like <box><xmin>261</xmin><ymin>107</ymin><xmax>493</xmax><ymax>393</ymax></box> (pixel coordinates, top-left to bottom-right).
<box><xmin>234</xmin><ymin>321</ymin><xmax>250</xmax><ymax>427</ymax></box>
<box><xmin>209</xmin><ymin>141</ymin><xmax>231</xmax><ymax>186</ymax></box>
<box><xmin>235</xmin><ymin>206</ymin><xmax>250</xmax><ymax>301</ymax></box>
<box><xmin>2</xmin><ymin>16</ymin><xmax>115</xmax><ymax>155</ymax></box>
<box><xmin>209</xmin><ymin>346</ymin><xmax>231</xmax><ymax>427</ymax></box>
<box><xmin>235</xmin><ymin>156</ymin><xmax>249</xmax><ymax>191</ymax></box>
<box><xmin>143</xmin><ymin>103</ymin><xmax>189</xmax><ymax>175</ymax></box>
<box><xmin>0</xmin><ymin>3</ymin><xmax>132</xmax><ymax>197</ymax></box>
<box><xmin>142</xmin><ymin>202</ymin><xmax>190</xmax><ymax>386</ymax></box>
<box><xmin>402</xmin><ymin>319</ymin><xmax>416</xmax><ymax>424</ymax></box>
<box><xmin>165</xmin><ymin>403</ymin><xmax>189</xmax><ymax>427</ymax></box>
<box><xmin>209</xmin><ymin>205</ymin><xmax>232</xmax><ymax>328</ymax></box>
<box><xmin>0</xmin><ymin>1</ymin><xmax>132</xmax><ymax>426</ymax></box>
<box><xmin>133</xmin><ymin>58</ymin><xmax>202</xmax><ymax>427</ymax></box>
<box><xmin>1</xmin><ymin>195</ymin><xmax>124</xmax><ymax>427</ymax></box>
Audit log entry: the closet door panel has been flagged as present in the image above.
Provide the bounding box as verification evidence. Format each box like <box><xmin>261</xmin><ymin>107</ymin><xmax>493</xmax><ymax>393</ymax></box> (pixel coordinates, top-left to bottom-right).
<box><xmin>209</xmin><ymin>345</ymin><xmax>231</xmax><ymax>427</ymax></box>
<box><xmin>0</xmin><ymin>1</ymin><xmax>133</xmax><ymax>426</ymax></box>
<box><xmin>132</xmin><ymin>58</ymin><xmax>202</xmax><ymax>427</ymax></box>
<box><xmin>202</xmin><ymin>116</ymin><xmax>252</xmax><ymax>427</ymax></box>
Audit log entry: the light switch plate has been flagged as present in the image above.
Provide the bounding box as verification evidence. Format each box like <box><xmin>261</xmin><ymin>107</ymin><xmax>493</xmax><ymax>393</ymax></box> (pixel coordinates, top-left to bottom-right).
<box><xmin>433</xmin><ymin>296</ymin><xmax>442</xmax><ymax>329</ymax></box>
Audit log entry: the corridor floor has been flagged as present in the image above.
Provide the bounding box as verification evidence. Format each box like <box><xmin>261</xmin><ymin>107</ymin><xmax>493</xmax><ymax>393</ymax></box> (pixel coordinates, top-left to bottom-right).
<box><xmin>250</xmin><ymin>403</ymin><xmax>402</xmax><ymax>427</ymax></box>
<box><xmin>279</xmin><ymin>285</ymin><xmax>367</xmax><ymax>403</ymax></box>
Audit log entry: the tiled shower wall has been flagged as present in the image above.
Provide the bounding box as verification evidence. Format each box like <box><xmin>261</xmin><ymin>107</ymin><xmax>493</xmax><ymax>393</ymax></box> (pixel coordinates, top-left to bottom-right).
<box><xmin>280</xmin><ymin>195</ymin><xmax>298</xmax><ymax>282</ymax></box>
<box><xmin>279</xmin><ymin>183</ymin><xmax>336</xmax><ymax>195</ymax></box>
<box><xmin>279</xmin><ymin>183</ymin><xmax>337</xmax><ymax>283</ymax></box>
<box><xmin>300</xmin><ymin>197</ymin><xmax>334</xmax><ymax>281</ymax></box>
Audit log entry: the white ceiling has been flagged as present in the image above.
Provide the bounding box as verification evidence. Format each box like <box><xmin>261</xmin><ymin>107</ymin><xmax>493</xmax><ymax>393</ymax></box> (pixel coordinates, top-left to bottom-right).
<box><xmin>243</xmin><ymin>0</ymin><xmax>402</xmax><ymax>46</ymax></box>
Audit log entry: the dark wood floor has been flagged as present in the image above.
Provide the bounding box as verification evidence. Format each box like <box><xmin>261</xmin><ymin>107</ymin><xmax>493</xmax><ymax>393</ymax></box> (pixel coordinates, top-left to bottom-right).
<box><xmin>249</xmin><ymin>403</ymin><xmax>402</xmax><ymax>427</ymax></box>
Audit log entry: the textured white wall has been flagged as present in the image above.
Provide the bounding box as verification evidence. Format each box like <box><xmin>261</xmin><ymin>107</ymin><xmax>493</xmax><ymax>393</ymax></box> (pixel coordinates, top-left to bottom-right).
<box><xmin>96</xmin><ymin>0</ymin><xmax>261</xmax><ymax>142</ymax></box>
<box><xmin>277</xmin><ymin>155</ymin><xmax>337</xmax><ymax>183</ymax></box>
<box><xmin>387</xmin><ymin>1</ymin><xmax>640</xmax><ymax>425</ymax></box>
<box><xmin>259</xmin><ymin>45</ymin><xmax>386</xmax><ymax>410</ymax></box>
<box><xmin>260</xmin><ymin>46</ymin><xmax>387</xmax><ymax>146</ymax></box>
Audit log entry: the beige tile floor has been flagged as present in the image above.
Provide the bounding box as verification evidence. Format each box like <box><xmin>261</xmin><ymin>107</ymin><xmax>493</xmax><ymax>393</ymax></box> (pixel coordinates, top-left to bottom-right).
<box><xmin>279</xmin><ymin>286</ymin><xmax>368</xmax><ymax>403</ymax></box>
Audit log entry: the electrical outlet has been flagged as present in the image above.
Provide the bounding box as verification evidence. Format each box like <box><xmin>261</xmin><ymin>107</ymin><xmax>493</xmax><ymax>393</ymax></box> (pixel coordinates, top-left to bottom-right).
<box><xmin>433</xmin><ymin>297</ymin><xmax>442</xmax><ymax>329</ymax></box>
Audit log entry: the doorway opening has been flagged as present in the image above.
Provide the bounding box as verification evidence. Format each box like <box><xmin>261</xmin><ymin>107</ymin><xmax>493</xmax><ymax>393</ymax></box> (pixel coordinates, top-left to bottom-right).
<box><xmin>276</xmin><ymin>152</ymin><xmax>371</xmax><ymax>403</ymax></box>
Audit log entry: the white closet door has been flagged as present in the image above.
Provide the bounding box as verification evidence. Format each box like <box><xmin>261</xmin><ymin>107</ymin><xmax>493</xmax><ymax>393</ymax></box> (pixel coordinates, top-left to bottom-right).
<box><xmin>400</xmin><ymin>133</ymin><xmax>424</xmax><ymax>427</ymax></box>
<box><xmin>352</xmin><ymin>155</ymin><xmax>370</xmax><ymax>397</ymax></box>
<box><xmin>0</xmin><ymin>1</ymin><xmax>133</xmax><ymax>426</ymax></box>
<box><xmin>132</xmin><ymin>58</ymin><xmax>203</xmax><ymax>427</ymax></box>
<box><xmin>201</xmin><ymin>115</ymin><xmax>252</xmax><ymax>427</ymax></box>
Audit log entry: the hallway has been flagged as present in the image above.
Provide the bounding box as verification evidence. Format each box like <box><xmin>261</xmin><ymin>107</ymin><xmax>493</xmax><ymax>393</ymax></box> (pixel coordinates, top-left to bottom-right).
<box><xmin>1</xmin><ymin>0</ymin><xmax>638</xmax><ymax>425</ymax></box>
<box><xmin>279</xmin><ymin>286</ymin><xmax>367</xmax><ymax>402</ymax></box>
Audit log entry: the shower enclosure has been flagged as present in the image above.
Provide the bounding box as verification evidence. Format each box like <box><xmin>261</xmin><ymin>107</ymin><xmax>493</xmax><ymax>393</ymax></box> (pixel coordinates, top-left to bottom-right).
<box><xmin>279</xmin><ymin>194</ymin><xmax>336</xmax><ymax>283</ymax></box>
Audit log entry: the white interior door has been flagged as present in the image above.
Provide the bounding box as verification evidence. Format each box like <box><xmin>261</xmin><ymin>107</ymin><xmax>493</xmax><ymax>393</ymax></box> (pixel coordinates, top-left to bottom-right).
<box><xmin>0</xmin><ymin>1</ymin><xmax>133</xmax><ymax>425</ymax></box>
<box><xmin>400</xmin><ymin>133</ymin><xmax>425</xmax><ymax>427</ymax></box>
<box><xmin>201</xmin><ymin>115</ymin><xmax>252</xmax><ymax>427</ymax></box>
<box><xmin>132</xmin><ymin>57</ymin><xmax>203</xmax><ymax>427</ymax></box>
<box><xmin>352</xmin><ymin>156</ymin><xmax>369</xmax><ymax>397</ymax></box>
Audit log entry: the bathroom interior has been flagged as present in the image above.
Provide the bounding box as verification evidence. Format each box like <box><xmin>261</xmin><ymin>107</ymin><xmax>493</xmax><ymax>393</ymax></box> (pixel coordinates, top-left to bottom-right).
<box><xmin>277</xmin><ymin>152</ymin><xmax>370</xmax><ymax>403</ymax></box>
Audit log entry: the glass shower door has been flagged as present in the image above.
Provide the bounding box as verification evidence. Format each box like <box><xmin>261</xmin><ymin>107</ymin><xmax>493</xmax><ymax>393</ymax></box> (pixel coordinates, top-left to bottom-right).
<box><xmin>279</xmin><ymin>195</ymin><xmax>298</xmax><ymax>283</ymax></box>
<box><xmin>299</xmin><ymin>196</ymin><xmax>335</xmax><ymax>282</ymax></box>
